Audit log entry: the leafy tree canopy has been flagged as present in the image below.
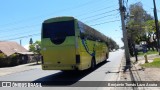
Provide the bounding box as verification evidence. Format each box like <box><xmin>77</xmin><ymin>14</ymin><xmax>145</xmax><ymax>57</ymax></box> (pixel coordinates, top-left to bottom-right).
<box><xmin>29</xmin><ymin>41</ymin><xmax>41</xmax><ymax>54</ymax></box>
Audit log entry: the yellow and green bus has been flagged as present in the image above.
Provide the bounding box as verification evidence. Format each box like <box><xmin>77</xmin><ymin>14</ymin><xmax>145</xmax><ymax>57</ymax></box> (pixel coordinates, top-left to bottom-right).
<box><xmin>41</xmin><ymin>16</ymin><xmax>109</xmax><ymax>71</ymax></box>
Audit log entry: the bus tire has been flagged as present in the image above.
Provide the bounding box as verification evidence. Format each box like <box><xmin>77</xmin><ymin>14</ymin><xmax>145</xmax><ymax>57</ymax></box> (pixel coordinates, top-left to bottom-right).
<box><xmin>106</xmin><ymin>53</ymin><xmax>109</xmax><ymax>60</ymax></box>
<box><xmin>91</xmin><ymin>57</ymin><xmax>96</xmax><ymax>69</ymax></box>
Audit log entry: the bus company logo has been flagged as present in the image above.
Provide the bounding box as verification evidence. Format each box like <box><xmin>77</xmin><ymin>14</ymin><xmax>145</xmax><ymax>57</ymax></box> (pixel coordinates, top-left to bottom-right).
<box><xmin>2</xmin><ymin>82</ymin><xmax>12</xmax><ymax>87</ymax></box>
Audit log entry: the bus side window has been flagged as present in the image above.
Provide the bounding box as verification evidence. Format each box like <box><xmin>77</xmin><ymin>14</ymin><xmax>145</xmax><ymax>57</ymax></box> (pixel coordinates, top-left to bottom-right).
<box><xmin>80</xmin><ymin>30</ymin><xmax>88</xmax><ymax>40</ymax></box>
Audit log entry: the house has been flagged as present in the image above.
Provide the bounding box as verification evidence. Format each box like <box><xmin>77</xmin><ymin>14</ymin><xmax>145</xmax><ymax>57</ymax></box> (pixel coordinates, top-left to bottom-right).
<box><xmin>0</xmin><ymin>41</ymin><xmax>34</xmax><ymax>64</ymax></box>
<box><xmin>0</xmin><ymin>41</ymin><xmax>28</xmax><ymax>56</ymax></box>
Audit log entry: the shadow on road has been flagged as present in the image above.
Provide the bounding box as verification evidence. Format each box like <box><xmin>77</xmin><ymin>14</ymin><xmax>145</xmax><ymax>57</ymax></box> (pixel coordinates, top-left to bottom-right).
<box><xmin>32</xmin><ymin>60</ymin><xmax>110</xmax><ymax>86</ymax></box>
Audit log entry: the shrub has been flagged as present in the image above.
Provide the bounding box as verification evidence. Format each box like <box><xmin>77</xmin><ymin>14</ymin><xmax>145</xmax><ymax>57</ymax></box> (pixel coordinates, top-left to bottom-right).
<box><xmin>0</xmin><ymin>53</ymin><xmax>8</xmax><ymax>67</ymax></box>
<box><xmin>0</xmin><ymin>59</ymin><xmax>11</xmax><ymax>67</ymax></box>
<box><xmin>0</xmin><ymin>53</ymin><xmax>19</xmax><ymax>67</ymax></box>
<box><xmin>9</xmin><ymin>54</ymin><xmax>19</xmax><ymax>66</ymax></box>
<box><xmin>0</xmin><ymin>53</ymin><xmax>6</xmax><ymax>58</ymax></box>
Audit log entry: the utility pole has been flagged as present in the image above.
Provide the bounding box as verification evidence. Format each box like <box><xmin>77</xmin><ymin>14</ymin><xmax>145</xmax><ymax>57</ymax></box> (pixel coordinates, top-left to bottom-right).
<box><xmin>119</xmin><ymin>0</ymin><xmax>131</xmax><ymax>69</ymax></box>
<box><xmin>153</xmin><ymin>0</ymin><xmax>160</xmax><ymax>55</ymax></box>
<box><xmin>20</xmin><ymin>39</ymin><xmax>22</xmax><ymax>46</ymax></box>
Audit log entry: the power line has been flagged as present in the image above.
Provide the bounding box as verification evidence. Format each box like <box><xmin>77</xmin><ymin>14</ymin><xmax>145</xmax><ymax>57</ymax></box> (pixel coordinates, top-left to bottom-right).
<box><xmin>0</xmin><ymin>15</ymin><xmax>120</xmax><ymax>38</ymax></box>
<box><xmin>0</xmin><ymin>9</ymin><xmax>119</xmax><ymax>33</ymax></box>
<box><xmin>0</xmin><ymin>0</ymin><xmax>112</xmax><ymax>28</ymax></box>
<box><xmin>0</xmin><ymin>24</ymin><xmax>40</xmax><ymax>33</ymax></box>
<box><xmin>2</xmin><ymin>9</ymin><xmax>118</xmax><ymax>31</ymax></box>
<box><xmin>80</xmin><ymin>9</ymin><xmax>118</xmax><ymax>20</ymax></box>
<box><xmin>2</xmin><ymin>33</ymin><xmax>40</xmax><ymax>41</ymax></box>
<box><xmin>75</xmin><ymin>4</ymin><xmax>118</xmax><ymax>17</ymax></box>
<box><xmin>90</xmin><ymin>20</ymin><xmax>120</xmax><ymax>26</ymax></box>
<box><xmin>64</xmin><ymin>0</ymin><xmax>113</xmax><ymax>14</ymax></box>
<box><xmin>1</xmin><ymin>7</ymin><xmax>116</xmax><ymax>29</ymax></box>
<box><xmin>0</xmin><ymin>1</ymin><xmax>119</xmax><ymax>39</ymax></box>
<box><xmin>0</xmin><ymin>0</ymin><xmax>92</xmax><ymax>27</ymax></box>
<box><xmin>2</xmin><ymin>19</ymin><xmax>121</xmax><ymax>41</ymax></box>
<box><xmin>84</xmin><ymin>12</ymin><xmax>120</xmax><ymax>23</ymax></box>
<box><xmin>0</xmin><ymin>29</ymin><xmax>40</xmax><ymax>38</ymax></box>
<box><xmin>143</xmin><ymin>3</ymin><xmax>153</xmax><ymax>9</ymax></box>
<box><xmin>0</xmin><ymin>13</ymin><xmax>120</xmax><ymax>37</ymax></box>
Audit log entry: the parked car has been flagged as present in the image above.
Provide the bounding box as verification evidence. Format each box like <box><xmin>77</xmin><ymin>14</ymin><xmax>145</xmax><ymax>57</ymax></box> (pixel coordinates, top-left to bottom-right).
<box><xmin>135</xmin><ymin>45</ymin><xmax>143</xmax><ymax>52</ymax></box>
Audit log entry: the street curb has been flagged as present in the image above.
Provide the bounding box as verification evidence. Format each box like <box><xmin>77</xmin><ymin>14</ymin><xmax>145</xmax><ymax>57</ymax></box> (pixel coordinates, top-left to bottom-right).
<box><xmin>129</xmin><ymin>63</ymin><xmax>145</xmax><ymax>90</ymax></box>
<box><xmin>116</xmin><ymin>55</ymin><xmax>125</xmax><ymax>81</ymax></box>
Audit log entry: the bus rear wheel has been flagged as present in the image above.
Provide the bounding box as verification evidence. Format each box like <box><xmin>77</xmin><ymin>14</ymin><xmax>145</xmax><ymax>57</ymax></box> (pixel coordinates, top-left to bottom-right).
<box><xmin>106</xmin><ymin>53</ymin><xmax>109</xmax><ymax>60</ymax></box>
<box><xmin>91</xmin><ymin>57</ymin><xmax>96</xmax><ymax>70</ymax></box>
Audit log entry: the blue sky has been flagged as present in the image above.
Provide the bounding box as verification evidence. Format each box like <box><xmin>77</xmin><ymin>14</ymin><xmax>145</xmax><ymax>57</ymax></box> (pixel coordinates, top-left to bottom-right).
<box><xmin>0</xmin><ymin>0</ymin><xmax>160</xmax><ymax>49</ymax></box>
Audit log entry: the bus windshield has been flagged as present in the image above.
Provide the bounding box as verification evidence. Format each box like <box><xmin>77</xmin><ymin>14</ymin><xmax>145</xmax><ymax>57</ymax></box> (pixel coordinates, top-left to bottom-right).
<box><xmin>42</xmin><ymin>20</ymin><xmax>75</xmax><ymax>39</ymax></box>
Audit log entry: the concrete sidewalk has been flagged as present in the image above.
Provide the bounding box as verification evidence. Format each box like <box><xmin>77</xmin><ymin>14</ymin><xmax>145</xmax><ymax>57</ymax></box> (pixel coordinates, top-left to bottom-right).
<box><xmin>0</xmin><ymin>62</ymin><xmax>41</xmax><ymax>76</ymax></box>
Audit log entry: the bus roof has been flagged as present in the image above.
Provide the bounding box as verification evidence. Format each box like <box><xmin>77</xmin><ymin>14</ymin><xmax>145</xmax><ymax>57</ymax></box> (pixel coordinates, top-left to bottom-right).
<box><xmin>43</xmin><ymin>16</ymin><xmax>74</xmax><ymax>23</ymax></box>
<box><xmin>43</xmin><ymin>16</ymin><xmax>109</xmax><ymax>44</ymax></box>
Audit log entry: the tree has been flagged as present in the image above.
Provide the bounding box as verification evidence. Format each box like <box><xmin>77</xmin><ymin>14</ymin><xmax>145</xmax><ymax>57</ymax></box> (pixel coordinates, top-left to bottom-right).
<box><xmin>126</xmin><ymin>2</ymin><xmax>154</xmax><ymax>57</ymax></box>
<box><xmin>29</xmin><ymin>40</ymin><xmax>41</xmax><ymax>64</ymax></box>
<box><xmin>29</xmin><ymin>41</ymin><xmax>41</xmax><ymax>54</ymax></box>
<box><xmin>145</xmin><ymin>20</ymin><xmax>160</xmax><ymax>51</ymax></box>
<box><xmin>127</xmin><ymin>2</ymin><xmax>153</xmax><ymax>44</ymax></box>
<box><xmin>29</xmin><ymin>38</ymin><xmax>33</xmax><ymax>45</ymax></box>
<box><xmin>107</xmin><ymin>38</ymin><xmax>119</xmax><ymax>51</ymax></box>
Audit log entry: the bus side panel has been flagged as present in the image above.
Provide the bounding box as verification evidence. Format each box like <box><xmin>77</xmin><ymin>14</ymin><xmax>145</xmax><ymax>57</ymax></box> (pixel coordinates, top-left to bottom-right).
<box><xmin>78</xmin><ymin>38</ymin><xmax>93</xmax><ymax>70</ymax></box>
<box><xmin>77</xmin><ymin>39</ymin><xmax>109</xmax><ymax>70</ymax></box>
<box><xmin>101</xmin><ymin>43</ymin><xmax>108</xmax><ymax>61</ymax></box>
<box><xmin>95</xmin><ymin>42</ymin><xmax>101</xmax><ymax>64</ymax></box>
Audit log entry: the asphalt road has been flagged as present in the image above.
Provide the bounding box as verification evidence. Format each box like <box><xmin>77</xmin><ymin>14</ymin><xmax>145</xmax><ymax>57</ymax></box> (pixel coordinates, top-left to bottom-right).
<box><xmin>0</xmin><ymin>49</ymin><xmax>124</xmax><ymax>90</ymax></box>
